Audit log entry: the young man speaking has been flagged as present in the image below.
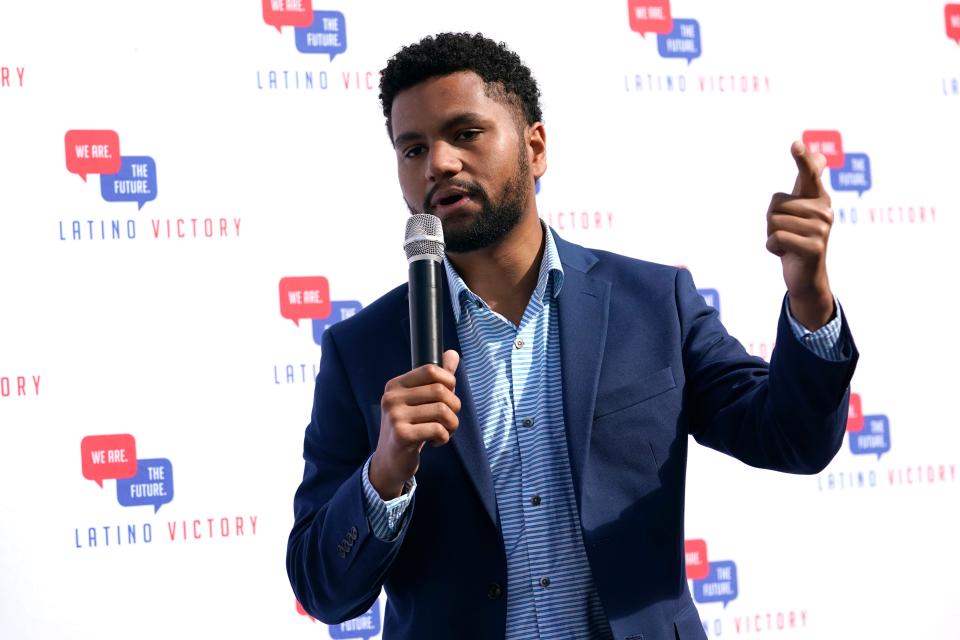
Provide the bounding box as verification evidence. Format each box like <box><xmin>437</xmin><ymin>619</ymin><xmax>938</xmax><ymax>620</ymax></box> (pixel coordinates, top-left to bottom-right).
<box><xmin>287</xmin><ymin>33</ymin><xmax>857</xmax><ymax>640</ymax></box>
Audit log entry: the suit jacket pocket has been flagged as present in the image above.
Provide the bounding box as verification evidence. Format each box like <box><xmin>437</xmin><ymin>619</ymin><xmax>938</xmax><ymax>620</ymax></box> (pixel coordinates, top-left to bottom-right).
<box><xmin>594</xmin><ymin>366</ymin><xmax>676</xmax><ymax>420</ymax></box>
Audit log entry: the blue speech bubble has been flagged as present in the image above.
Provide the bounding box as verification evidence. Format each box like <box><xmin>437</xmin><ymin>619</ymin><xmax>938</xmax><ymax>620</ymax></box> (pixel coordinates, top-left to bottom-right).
<box><xmin>693</xmin><ymin>560</ymin><xmax>738</xmax><ymax>608</ymax></box>
<box><xmin>328</xmin><ymin>600</ymin><xmax>380</xmax><ymax>639</ymax></box>
<box><xmin>849</xmin><ymin>414</ymin><xmax>890</xmax><ymax>459</ymax></box>
<box><xmin>100</xmin><ymin>156</ymin><xmax>157</xmax><ymax>210</ymax></box>
<box><xmin>116</xmin><ymin>458</ymin><xmax>173</xmax><ymax>513</ymax></box>
<box><xmin>829</xmin><ymin>152</ymin><xmax>871</xmax><ymax>197</ymax></box>
<box><xmin>698</xmin><ymin>288</ymin><xmax>720</xmax><ymax>316</ymax></box>
<box><xmin>295</xmin><ymin>11</ymin><xmax>347</xmax><ymax>59</ymax></box>
<box><xmin>657</xmin><ymin>18</ymin><xmax>701</xmax><ymax>64</ymax></box>
<box><xmin>312</xmin><ymin>300</ymin><xmax>363</xmax><ymax>345</ymax></box>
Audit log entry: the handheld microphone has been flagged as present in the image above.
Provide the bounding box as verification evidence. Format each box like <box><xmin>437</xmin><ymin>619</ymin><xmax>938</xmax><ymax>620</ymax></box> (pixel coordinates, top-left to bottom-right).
<box><xmin>403</xmin><ymin>214</ymin><xmax>445</xmax><ymax>368</ymax></box>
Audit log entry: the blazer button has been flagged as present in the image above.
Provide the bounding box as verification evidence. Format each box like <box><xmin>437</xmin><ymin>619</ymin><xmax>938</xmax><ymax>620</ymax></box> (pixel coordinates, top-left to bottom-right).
<box><xmin>487</xmin><ymin>583</ymin><xmax>503</xmax><ymax>600</ymax></box>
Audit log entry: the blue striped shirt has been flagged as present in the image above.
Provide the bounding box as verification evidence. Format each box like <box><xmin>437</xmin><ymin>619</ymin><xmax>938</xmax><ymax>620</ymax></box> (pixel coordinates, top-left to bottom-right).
<box><xmin>362</xmin><ymin>225</ymin><xmax>843</xmax><ymax>637</ymax></box>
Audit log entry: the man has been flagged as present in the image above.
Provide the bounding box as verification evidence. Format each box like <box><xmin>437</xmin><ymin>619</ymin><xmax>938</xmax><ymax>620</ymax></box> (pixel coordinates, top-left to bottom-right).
<box><xmin>287</xmin><ymin>33</ymin><xmax>857</xmax><ymax>640</ymax></box>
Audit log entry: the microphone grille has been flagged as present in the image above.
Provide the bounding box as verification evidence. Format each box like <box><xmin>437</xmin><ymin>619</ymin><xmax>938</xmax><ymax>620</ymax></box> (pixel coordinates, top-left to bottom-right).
<box><xmin>404</xmin><ymin>214</ymin><xmax>445</xmax><ymax>261</ymax></box>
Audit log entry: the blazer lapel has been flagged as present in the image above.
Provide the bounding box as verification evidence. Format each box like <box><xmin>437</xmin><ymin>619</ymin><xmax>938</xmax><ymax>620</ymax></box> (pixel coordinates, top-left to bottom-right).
<box><xmin>554</xmin><ymin>233</ymin><xmax>610</xmax><ymax>509</ymax></box>
<box><xmin>401</xmin><ymin>278</ymin><xmax>499</xmax><ymax>529</ymax></box>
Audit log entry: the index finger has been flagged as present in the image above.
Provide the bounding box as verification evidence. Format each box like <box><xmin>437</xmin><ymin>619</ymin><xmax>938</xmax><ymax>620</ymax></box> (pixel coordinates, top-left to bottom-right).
<box><xmin>791</xmin><ymin>140</ymin><xmax>827</xmax><ymax>198</ymax></box>
<box><xmin>396</xmin><ymin>362</ymin><xmax>457</xmax><ymax>390</ymax></box>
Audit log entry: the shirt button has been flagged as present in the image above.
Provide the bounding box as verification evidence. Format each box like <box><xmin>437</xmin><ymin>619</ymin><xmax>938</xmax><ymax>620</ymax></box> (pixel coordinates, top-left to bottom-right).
<box><xmin>522</xmin><ymin>418</ymin><xmax>534</xmax><ymax>428</ymax></box>
<box><xmin>531</xmin><ymin>495</ymin><xmax>541</xmax><ymax>506</ymax></box>
<box><xmin>487</xmin><ymin>583</ymin><xmax>503</xmax><ymax>600</ymax></box>
<box><xmin>539</xmin><ymin>577</ymin><xmax>551</xmax><ymax>588</ymax></box>
<box><xmin>514</xmin><ymin>338</ymin><xmax>524</xmax><ymax>349</ymax></box>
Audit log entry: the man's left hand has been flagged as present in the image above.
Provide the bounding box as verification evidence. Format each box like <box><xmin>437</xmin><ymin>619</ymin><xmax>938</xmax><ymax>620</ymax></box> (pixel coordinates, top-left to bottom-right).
<box><xmin>766</xmin><ymin>140</ymin><xmax>835</xmax><ymax>330</ymax></box>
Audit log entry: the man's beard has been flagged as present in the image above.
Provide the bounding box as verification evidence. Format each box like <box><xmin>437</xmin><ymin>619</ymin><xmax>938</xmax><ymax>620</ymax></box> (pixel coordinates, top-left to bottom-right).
<box><xmin>411</xmin><ymin>150</ymin><xmax>530</xmax><ymax>253</ymax></box>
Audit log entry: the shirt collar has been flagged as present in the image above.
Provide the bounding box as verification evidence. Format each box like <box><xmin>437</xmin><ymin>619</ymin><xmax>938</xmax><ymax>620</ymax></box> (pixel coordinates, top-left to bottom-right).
<box><xmin>443</xmin><ymin>222</ymin><xmax>565</xmax><ymax>323</ymax></box>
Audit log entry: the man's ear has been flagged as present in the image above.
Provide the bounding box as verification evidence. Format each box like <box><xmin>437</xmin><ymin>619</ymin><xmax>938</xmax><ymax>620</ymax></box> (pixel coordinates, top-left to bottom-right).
<box><xmin>527</xmin><ymin>122</ymin><xmax>547</xmax><ymax>180</ymax></box>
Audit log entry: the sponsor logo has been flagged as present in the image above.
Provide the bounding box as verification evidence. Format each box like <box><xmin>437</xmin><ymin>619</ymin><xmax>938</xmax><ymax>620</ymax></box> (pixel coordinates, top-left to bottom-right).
<box><xmin>275</xmin><ymin>276</ymin><xmax>363</xmax><ymax>384</ymax></box>
<box><xmin>803</xmin><ymin>129</ymin><xmax>938</xmax><ymax>226</ymax></box>
<box><xmin>74</xmin><ymin>433</ymin><xmax>257</xmax><ymax>548</ymax></box>
<box><xmin>817</xmin><ymin>392</ymin><xmax>957</xmax><ymax>491</ymax></box>
<box><xmin>624</xmin><ymin>0</ymin><xmax>771</xmax><ymax>95</ymax></box>
<box><xmin>59</xmin><ymin>129</ymin><xmax>241</xmax><ymax>241</ymax></box>
<box><xmin>689</xmin><ymin>539</ymin><xmax>811</xmax><ymax>636</ymax></box>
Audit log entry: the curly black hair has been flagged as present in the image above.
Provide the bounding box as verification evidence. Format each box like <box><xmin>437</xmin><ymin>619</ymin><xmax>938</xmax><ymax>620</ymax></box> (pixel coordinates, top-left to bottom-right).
<box><xmin>379</xmin><ymin>32</ymin><xmax>543</xmax><ymax>138</ymax></box>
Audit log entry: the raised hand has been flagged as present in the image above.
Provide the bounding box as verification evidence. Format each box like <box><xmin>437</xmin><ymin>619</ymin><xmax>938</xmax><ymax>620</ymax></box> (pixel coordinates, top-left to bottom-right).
<box><xmin>766</xmin><ymin>141</ymin><xmax>835</xmax><ymax>330</ymax></box>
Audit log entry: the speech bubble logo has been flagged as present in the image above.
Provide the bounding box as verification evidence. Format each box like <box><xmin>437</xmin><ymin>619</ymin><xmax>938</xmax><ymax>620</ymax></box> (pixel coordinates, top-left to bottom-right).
<box><xmin>657</xmin><ymin>18</ymin><xmax>701</xmax><ymax>64</ymax></box>
<box><xmin>946</xmin><ymin>4</ymin><xmax>960</xmax><ymax>45</ymax></box>
<box><xmin>312</xmin><ymin>300</ymin><xmax>363</xmax><ymax>345</ymax></box>
<box><xmin>295</xmin><ymin>599</ymin><xmax>316</xmax><ymax>622</ymax></box>
<box><xmin>685</xmin><ymin>539</ymin><xmax>709</xmax><ymax>581</ymax></box>
<box><xmin>693</xmin><ymin>560</ymin><xmax>738</xmax><ymax>607</ymax></box>
<box><xmin>697</xmin><ymin>288</ymin><xmax>720</xmax><ymax>316</ymax></box>
<box><xmin>116</xmin><ymin>458</ymin><xmax>173</xmax><ymax>513</ymax></box>
<box><xmin>100</xmin><ymin>156</ymin><xmax>157</xmax><ymax>210</ymax></box>
<box><xmin>849</xmin><ymin>414</ymin><xmax>891</xmax><ymax>460</ymax></box>
<box><xmin>295</xmin><ymin>11</ymin><xmax>347</xmax><ymax>60</ymax></box>
<box><xmin>262</xmin><ymin>0</ymin><xmax>314</xmax><ymax>33</ymax></box>
<box><xmin>829</xmin><ymin>152</ymin><xmax>871</xmax><ymax>197</ymax></box>
<box><xmin>846</xmin><ymin>392</ymin><xmax>864</xmax><ymax>433</ymax></box>
<box><xmin>628</xmin><ymin>0</ymin><xmax>673</xmax><ymax>37</ymax></box>
<box><xmin>329</xmin><ymin>600</ymin><xmax>381</xmax><ymax>640</ymax></box>
<box><xmin>65</xmin><ymin>130</ymin><xmax>121</xmax><ymax>182</ymax></box>
<box><xmin>280</xmin><ymin>276</ymin><xmax>331</xmax><ymax>327</ymax></box>
<box><xmin>802</xmin><ymin>130</ymin><xmax>845</xmax><ymax>169</ymax></box>
<box><xmin>81</xmin><ymin>434</ymin><xmax>137</xmax><ymax>488</ymax></box>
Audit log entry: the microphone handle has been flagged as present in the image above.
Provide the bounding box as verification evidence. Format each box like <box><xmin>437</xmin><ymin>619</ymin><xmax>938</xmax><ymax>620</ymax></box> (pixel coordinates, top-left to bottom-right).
<box><xmin>408</xmin><ymin>258</ymin><xmax>443</xmax><ymax>368</ymax></box>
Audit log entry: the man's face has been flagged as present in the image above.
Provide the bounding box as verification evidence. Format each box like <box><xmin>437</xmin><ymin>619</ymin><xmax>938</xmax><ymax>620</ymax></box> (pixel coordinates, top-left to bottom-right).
<box><xmin>390</xmin><ymin>71</ymin><xmax>536</xmax><ymax>253</ymax></box>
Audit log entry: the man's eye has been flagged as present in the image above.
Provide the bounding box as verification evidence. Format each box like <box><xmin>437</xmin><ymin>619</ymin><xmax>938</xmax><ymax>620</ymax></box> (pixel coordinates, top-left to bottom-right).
<box><xmin>403</xmin><ymin>145</ymin><xmax>425</xmax><ymax>159</ymax></box>
<box><xmin>457</xmin><ymin>130</ymin><xmax>481</xmax><ymax>141</ymax></box>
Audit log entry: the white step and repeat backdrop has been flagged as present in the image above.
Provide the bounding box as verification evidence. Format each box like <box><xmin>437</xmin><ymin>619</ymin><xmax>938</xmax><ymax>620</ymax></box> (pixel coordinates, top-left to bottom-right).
<box><xmin>2</xmin><ymin>1</ymin><xmax>958</xmax><ymax>638</ymax></box>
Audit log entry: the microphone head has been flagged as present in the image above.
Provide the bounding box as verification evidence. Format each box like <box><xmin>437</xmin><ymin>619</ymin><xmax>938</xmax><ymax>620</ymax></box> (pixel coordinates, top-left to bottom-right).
<box><xmin>404</xmin><ymin>214</ymin><xmax>446</xmax><ymax>262</ymax></box>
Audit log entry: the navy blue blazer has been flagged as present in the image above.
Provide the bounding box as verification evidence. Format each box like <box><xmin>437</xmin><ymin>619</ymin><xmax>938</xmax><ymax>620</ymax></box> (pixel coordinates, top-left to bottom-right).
<box><xmin>287</xmin><ymin>231</ymin><xmax>858</xmax><ymax>640</ymax></box>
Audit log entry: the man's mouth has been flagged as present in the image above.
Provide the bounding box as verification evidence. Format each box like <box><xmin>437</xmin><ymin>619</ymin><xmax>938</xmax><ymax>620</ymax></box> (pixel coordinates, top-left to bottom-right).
<box><xmin>432</xmin><ymin>193</ymin><xmax>473</xmax><ymax>216</ymax></box>
<box><xmin>438</xmin><ymin>193</ymin><xmax>465</xmax><ymax>206</ymax></box>
<box><xmin>427</xmin><ymin>186</ymin><xmax>478</xmax><ymax>217</ymax></box>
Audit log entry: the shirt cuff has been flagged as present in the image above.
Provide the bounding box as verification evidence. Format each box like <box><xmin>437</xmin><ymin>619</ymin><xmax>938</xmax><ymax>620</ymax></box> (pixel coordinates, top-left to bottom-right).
<box><xmin>361</xmin><ymin>456</ymin><xmax>416</xmax><ymax>542</ymax></box>
<box><xmin>785</xmin><ymin>295</ymin><xmax>845</xmax><ymax>361</ymax></box>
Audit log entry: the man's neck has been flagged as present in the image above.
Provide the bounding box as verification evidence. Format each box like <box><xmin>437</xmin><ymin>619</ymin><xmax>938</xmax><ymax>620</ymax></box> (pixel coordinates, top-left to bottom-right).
<box><xmin>446</xmin><ymin>213</ymin><xmax>545</xmax><ymax>326</ymax></box>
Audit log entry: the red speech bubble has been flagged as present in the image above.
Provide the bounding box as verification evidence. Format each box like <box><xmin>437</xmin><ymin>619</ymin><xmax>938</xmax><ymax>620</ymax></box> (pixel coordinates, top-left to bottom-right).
<box><xmin>65</xmin><ymin>130</ymin><xmax>121</xmax><ymax>182</ymax></box>
<box><xmin>802</xmin><ymin>130</ymin><xmax>845</xmax><ymax>170</ymax></box>
<box><xmin>685</xmin><ymin>538</ymin><xmax>709</xmax><ymax>580</ymax></box>
<box><xmin>263</xmin><ymin>0</ymin><xmax>314</xmax><ymax>33</ymax></box>
<box><xmin>628</xmin><ymin>0</ymin><xmax>673</xmax><ymax>37</ymax></box>
<box><xmin>279</xmin><ymin>276</ymin><xmax>331</xmax><ymax>327</ymax></box>
<box><xmin>846</xmin><ymin>393</ymin><xmax>864</xmax><ymax>433</ymax></box>
<box><xmin>295</xmin><ymin>599</ymin><xmax>316</xmax><ymax>622</ymax></box>
<box><xmin>947</xmin><ymin>5</ymin><xmax>960</xmax><ymax>44</ymax></box>
<box><xmin>81</xmin><ymin>434</ymin><xmax>137</xmax><ymax>488</ymax></box>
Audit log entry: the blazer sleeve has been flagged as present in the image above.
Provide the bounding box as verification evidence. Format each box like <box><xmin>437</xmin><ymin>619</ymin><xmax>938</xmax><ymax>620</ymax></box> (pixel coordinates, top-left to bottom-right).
<box><xmin>676</xmin><ymin>268</ymin><xmax>859</xmax><ymax>473</ymax></box>
<box><xmin>286</xmin><ymin>327</ymin><xmax>412</xmax><ymax>623</ymax></box>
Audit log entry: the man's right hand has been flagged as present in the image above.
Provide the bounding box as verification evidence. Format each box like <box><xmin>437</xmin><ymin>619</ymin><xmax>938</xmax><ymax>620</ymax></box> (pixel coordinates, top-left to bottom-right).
<box><xmin>369</xmin><ymin>349</ymin><xmax>461</xmax><ymax>500</ymax></box>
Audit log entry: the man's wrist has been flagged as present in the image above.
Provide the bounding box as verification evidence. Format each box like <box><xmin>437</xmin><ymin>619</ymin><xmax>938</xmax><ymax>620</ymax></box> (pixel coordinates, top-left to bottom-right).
<box><xmin>369</xmin><ymin>451</ymin><xmax>408</xmax><ymax>500</ymax></box>
<box><xmin>787</xmin><ymin>290</ymin><xmax>835</xmax><ymax>331</ymax></box>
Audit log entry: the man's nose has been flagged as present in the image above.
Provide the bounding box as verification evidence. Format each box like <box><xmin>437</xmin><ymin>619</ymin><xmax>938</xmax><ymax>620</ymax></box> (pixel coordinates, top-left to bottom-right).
<box><xmin>425</xmin><ymin>141</ymin><xmax>462</xmax><ymax>182</ymax></box>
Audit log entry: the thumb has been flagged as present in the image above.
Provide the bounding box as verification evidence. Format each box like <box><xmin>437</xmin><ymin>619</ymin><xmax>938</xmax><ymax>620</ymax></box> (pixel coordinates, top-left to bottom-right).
<box><xmin>442</xmin><ymin>349</ymin><xmax>460</xmax><ymax>375</ymax></box>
